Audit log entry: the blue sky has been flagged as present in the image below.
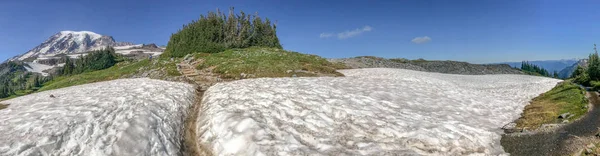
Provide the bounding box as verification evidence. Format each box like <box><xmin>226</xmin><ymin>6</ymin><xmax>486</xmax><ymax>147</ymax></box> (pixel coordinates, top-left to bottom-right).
<box><xmin>1</xmin><ymin>0</ymin><xmax>600</xmax><ymax>63</ymax></box>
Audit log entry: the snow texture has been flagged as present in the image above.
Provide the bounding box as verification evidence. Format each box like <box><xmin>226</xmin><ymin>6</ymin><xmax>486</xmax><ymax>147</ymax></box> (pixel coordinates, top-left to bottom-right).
<box><xmin>197</xmin><ymin>68</ymin><xmax>561</xmax><ymax>155</ymax></box>
<box><xmin>0</xmin><ymin>78</ymin><xmax>196</xmax><ymax>156</ymax></box>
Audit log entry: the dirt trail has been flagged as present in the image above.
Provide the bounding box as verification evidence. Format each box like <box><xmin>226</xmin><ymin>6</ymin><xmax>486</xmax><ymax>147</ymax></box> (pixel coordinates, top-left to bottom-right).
<box><xmin>178</xmin><ymin>59</ymin><xmax>220</xmax><ymax>156</ymax></box>
<box><xmin>501</xmin><ymin>91</ymin><xmax>600</xmax><ymax>156</ymax></box>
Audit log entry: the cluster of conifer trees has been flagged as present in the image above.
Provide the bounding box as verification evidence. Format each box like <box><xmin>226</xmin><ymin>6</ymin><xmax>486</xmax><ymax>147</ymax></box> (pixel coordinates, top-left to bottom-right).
<box><xmin>163</xmin><ymin>8</ymin><xmax>282</xmax><ymax>57</ymax></box>
<box><xmin>0</xmin><ymin>47</ymin><xmax>119</xmax><ymax>98</ymax></box>
<box><xmin>60</xmin><ymin>47</ymin><xmax>117</xmax><ymax>75</ymax></box>
<box><xmin>0</xmin><ymin>62</ymin><xmax>48</xmax><ymax>98</ymax></box>
<box><xmin>520</xmin><ymin>61</ymin><xmax>556</xmax><ymax>77</ymax></box>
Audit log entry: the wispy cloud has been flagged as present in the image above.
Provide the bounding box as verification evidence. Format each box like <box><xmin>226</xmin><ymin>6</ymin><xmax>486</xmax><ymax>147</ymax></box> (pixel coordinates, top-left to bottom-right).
<box><xmin>411</xmin><ymin>36</ymin><xmax>431</xmax><ymax>44</ymax></box>
<box><xmin>319</xmin><ymin>26</ymin><xmax>373</xmax><ymax>39</ymax></box>
<box><xmin>320</xmin><ymin>33</ymin><xmax>334</xmax><ymax>38</ymax></box>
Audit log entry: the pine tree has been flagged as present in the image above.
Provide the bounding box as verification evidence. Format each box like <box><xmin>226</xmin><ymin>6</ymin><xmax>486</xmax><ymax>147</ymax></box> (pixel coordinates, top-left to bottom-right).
<box><xmin>33</xmin><ymin>75</ymin><xmax>40</xmax><ymax>88</ymax></box>
<box><xmin>163</xmin><ymin>8</ymin><xmax>283</xmax><ymax>57</ymax></box>
<box><xmin>573</xmin><ymin>65</ymin><xmax>585</xmax><ymax>78</ymax></box>
<box><xmin>62</xmin><ymin>56</ymin><xmax>74</xmax><ymax>75</ymax></box>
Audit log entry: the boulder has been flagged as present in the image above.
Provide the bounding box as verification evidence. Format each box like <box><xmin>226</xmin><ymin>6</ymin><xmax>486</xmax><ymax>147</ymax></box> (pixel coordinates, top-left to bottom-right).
<box><xmin>558</xmin><ymin>113</ymin><xmax>571</xmax><ymax>119</ymax></box>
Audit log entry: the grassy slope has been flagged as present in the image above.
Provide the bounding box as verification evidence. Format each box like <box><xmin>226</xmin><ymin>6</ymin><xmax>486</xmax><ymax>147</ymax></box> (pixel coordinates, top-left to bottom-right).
<box><xmin>4</xmin><ymin>47</ymin><xmax>346</xmax><ymax>99</ymax></box>
<box><xmin>39</xmin><ymin>58</ymin><xmax>180</xmax><ymax>92</ymax></box>
<box><xmin>515</xmin><ymin>81</ymin><xmax>588</xmax><ymax>129</ymax></box>
<box><xmin>195</xmin><ymin>47</ymin><xmax>345</xmax><ymax>79</ymax></box>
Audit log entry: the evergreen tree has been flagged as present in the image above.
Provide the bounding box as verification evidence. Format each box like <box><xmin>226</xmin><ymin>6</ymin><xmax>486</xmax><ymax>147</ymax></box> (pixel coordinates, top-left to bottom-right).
<box><xmin>62</xmin><ymin>56</ymin><xmax>74</xmax><ymax>75</ymax></box>
<box><xmin>589</xmin><ymin>44</ymin><xmax>600</xmax><ymax>81</ymax></box>
<box><xmin>163</xmin><ymin>8</ymin><xmax>283</xmax><ymax>57</ymax></box>
<box><xmin>33</xmin><ymin>75</ymin><xmax>40</xmax><ymax>88</ymax></box>
<box><xmin>520</xmin><ymin>61</ymin><xmax>552</xmax><ymax>77</ymax></box>
<box><xmin>573</xmin><ymin>65</ymin><xmax>586</xmax><ymax>78</ymax></box>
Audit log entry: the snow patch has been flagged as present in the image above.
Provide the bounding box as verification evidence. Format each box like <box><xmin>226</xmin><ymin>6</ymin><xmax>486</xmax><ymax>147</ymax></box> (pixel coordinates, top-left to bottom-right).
<box><xmin>115</xmin><ymin>49</ymin><xmax>163</xmax><ymax>56</ymax></box>
<box><xmin>0</xmin><ymin>78</ymin><xmax>196</xmax><ymax>155</ymax></box>
<box><xmin>197</xmin><ymin>68</ymin><xmax>561</xmax><ymax>155</ymax></box>
<box><xmin>24</xmin><ymin>62</ymin><xmax>54</xmax><ymax>76</ymax></box>
<box><xmin>114</xmin><ymin>44</ymin><xmax>143</xmax><ymax>50</ymax></box>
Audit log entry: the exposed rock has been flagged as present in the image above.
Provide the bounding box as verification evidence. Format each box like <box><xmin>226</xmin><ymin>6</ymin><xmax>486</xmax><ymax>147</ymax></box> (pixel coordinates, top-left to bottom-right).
<box><xmin>328</xmin><ymin>57</ymin><xmax>426</xmax><ymax>72</ymax></box>
<box><xmin>559</xmin><ymin>113</ymin><xmax>572</xmax><ymax>119</ymax></box>
<box><xmin>142</xmin><ymin>43</ymin><xmax>158</xmax><ymax>49</ymax></box>
<box><xmin>329</xmin><ymin>56</ymin><xmax>524</xmax><ymax>75</ymax></box>
<box><xmin>586</xmin><ymin>148</ymin><xmax>593</xmax><ymax>155</ymax></box>
<box><xmin>501</xmin><ymin>122</ymin><xmax>519</xmax><ymax>133</ymax></box>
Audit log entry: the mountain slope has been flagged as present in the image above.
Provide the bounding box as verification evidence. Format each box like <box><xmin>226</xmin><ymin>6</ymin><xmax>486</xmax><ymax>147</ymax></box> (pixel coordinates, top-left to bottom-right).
<box><xmin>558</xmin><ymin>59</ymin><xmax>588</xmax><ymax>79</ymax></box>
<box><xmin>11</xmin><ymin>31</ymin><xmax>132</xmax><ymax>61</ymax></box>
<box><xmin>496</xmin><ymin>59</ymin><xmax>578</xmax><ymax>74</ymax></box>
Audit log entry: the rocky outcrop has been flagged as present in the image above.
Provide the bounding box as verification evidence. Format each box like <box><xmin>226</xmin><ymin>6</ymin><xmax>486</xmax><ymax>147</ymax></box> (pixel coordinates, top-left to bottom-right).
<box><xmin>558</xmin><ymin>59</ymin><xmax>588</xmax><ymax>79</ymax></box>
<box><xmin>330</xmin><ymin>56</ymin><xmax>524</xmax><ymax>75</ymax></box>
<box><xmin>328</xmin><ymin>57</ymin><xmax>427</xmax><ymax>72</ymax></box>
<box><xmin>408</xmin><ymin>60</ymin><xmax>524</xmax><ymax>75</ymax></box>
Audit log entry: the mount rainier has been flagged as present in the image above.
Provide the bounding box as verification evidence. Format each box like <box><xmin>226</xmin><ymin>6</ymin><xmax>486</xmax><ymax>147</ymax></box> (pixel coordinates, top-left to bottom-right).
<box><xmin>11</xmin><ymin>31</ymin><xmax>133</xmax><ymax>61</ymax></box>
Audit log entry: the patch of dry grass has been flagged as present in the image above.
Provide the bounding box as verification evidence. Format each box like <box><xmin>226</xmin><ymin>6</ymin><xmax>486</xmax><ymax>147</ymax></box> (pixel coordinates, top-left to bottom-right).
<box><xmin>515</xmin><ymin>82</ymin><xmax>588</xmax><ymax>129</ymax></box>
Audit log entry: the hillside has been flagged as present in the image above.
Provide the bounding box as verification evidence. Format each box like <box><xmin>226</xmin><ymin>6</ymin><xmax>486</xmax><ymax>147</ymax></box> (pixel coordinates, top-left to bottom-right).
<box><xmin>558</xmin><ymin>59</ymin><xmax>588</xmax><ymax>79</ymax></box>
<box><xmin>330</xmin><ymin>56</ymin><xmax>523</xmax><ymax>75</ymax></box>
<box><xmin>497</xmin><ymin>59</ymin><xmax>578</xmax><ymax>74</ymax></box>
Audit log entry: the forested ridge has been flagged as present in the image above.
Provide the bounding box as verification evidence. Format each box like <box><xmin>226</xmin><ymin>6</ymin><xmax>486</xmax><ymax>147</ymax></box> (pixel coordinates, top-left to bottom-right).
<box><xmin>0</xmin><ymin>47</ymin><xmax>120</xmax><ymax>98</ymax></box>
<box><xmin>520</xmin><ymin>61</ymin><xmax>558</xmax><ymax>78</ymax></box>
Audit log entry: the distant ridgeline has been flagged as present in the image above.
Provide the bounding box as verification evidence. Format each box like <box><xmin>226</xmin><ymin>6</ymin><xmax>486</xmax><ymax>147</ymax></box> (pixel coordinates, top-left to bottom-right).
<box><xmin>520</xmin><ymin>61</ymin><xmax>559</xmax><ymax>78</ymax></box>
<box><xmin>163</xmin><ymin>8</ymin><xmax>283</xmax><ymax>57</ymax></box>
<box><xmin>0</xmin><ymin>47</ymin><xmax>120</xmax><ymax>99</ymax></box>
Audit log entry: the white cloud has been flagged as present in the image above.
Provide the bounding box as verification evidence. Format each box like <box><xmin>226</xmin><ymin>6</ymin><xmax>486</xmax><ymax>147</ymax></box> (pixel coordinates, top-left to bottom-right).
<box><xmin>319</xmin><ymin>26</ymin><xmax>373</xmax><ymax>39</ymax></box>
<box><xmin>411</xmin><ymin>36</ymin><xmax>432</xmax><ymax>44</ymax></box>
<box><xmin>337</xmin><ymin>26</ymin><xmax>373</xmax><ymax>39</ymax></box>
<box><xmin>320</xmin><ymin>33</ymin><xmax>334</xmax><ymax>38</ymax></box>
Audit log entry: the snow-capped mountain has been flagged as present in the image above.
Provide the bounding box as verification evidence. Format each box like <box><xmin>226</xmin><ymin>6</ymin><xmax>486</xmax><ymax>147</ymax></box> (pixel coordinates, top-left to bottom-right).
<box><xmin>12</xmin><ymin>31</ymin><xmax>133</xmax><ymax>61</ymax></box>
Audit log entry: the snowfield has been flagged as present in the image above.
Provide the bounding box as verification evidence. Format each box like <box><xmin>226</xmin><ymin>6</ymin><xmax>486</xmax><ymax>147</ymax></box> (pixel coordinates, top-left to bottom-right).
<box><xmin>0</xmin><ymin>78</ymin><xmax>195</xmax><ymax>155</ymax></box>
<box><xmin>25</xmin><ymin>62</ymin><xmax>56</xmax><ymax>76</ymax></box>
<box><xmin>197</xmin><ymin>68</ymin><xmax>561</xmax><ymax>155</ymax></box>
